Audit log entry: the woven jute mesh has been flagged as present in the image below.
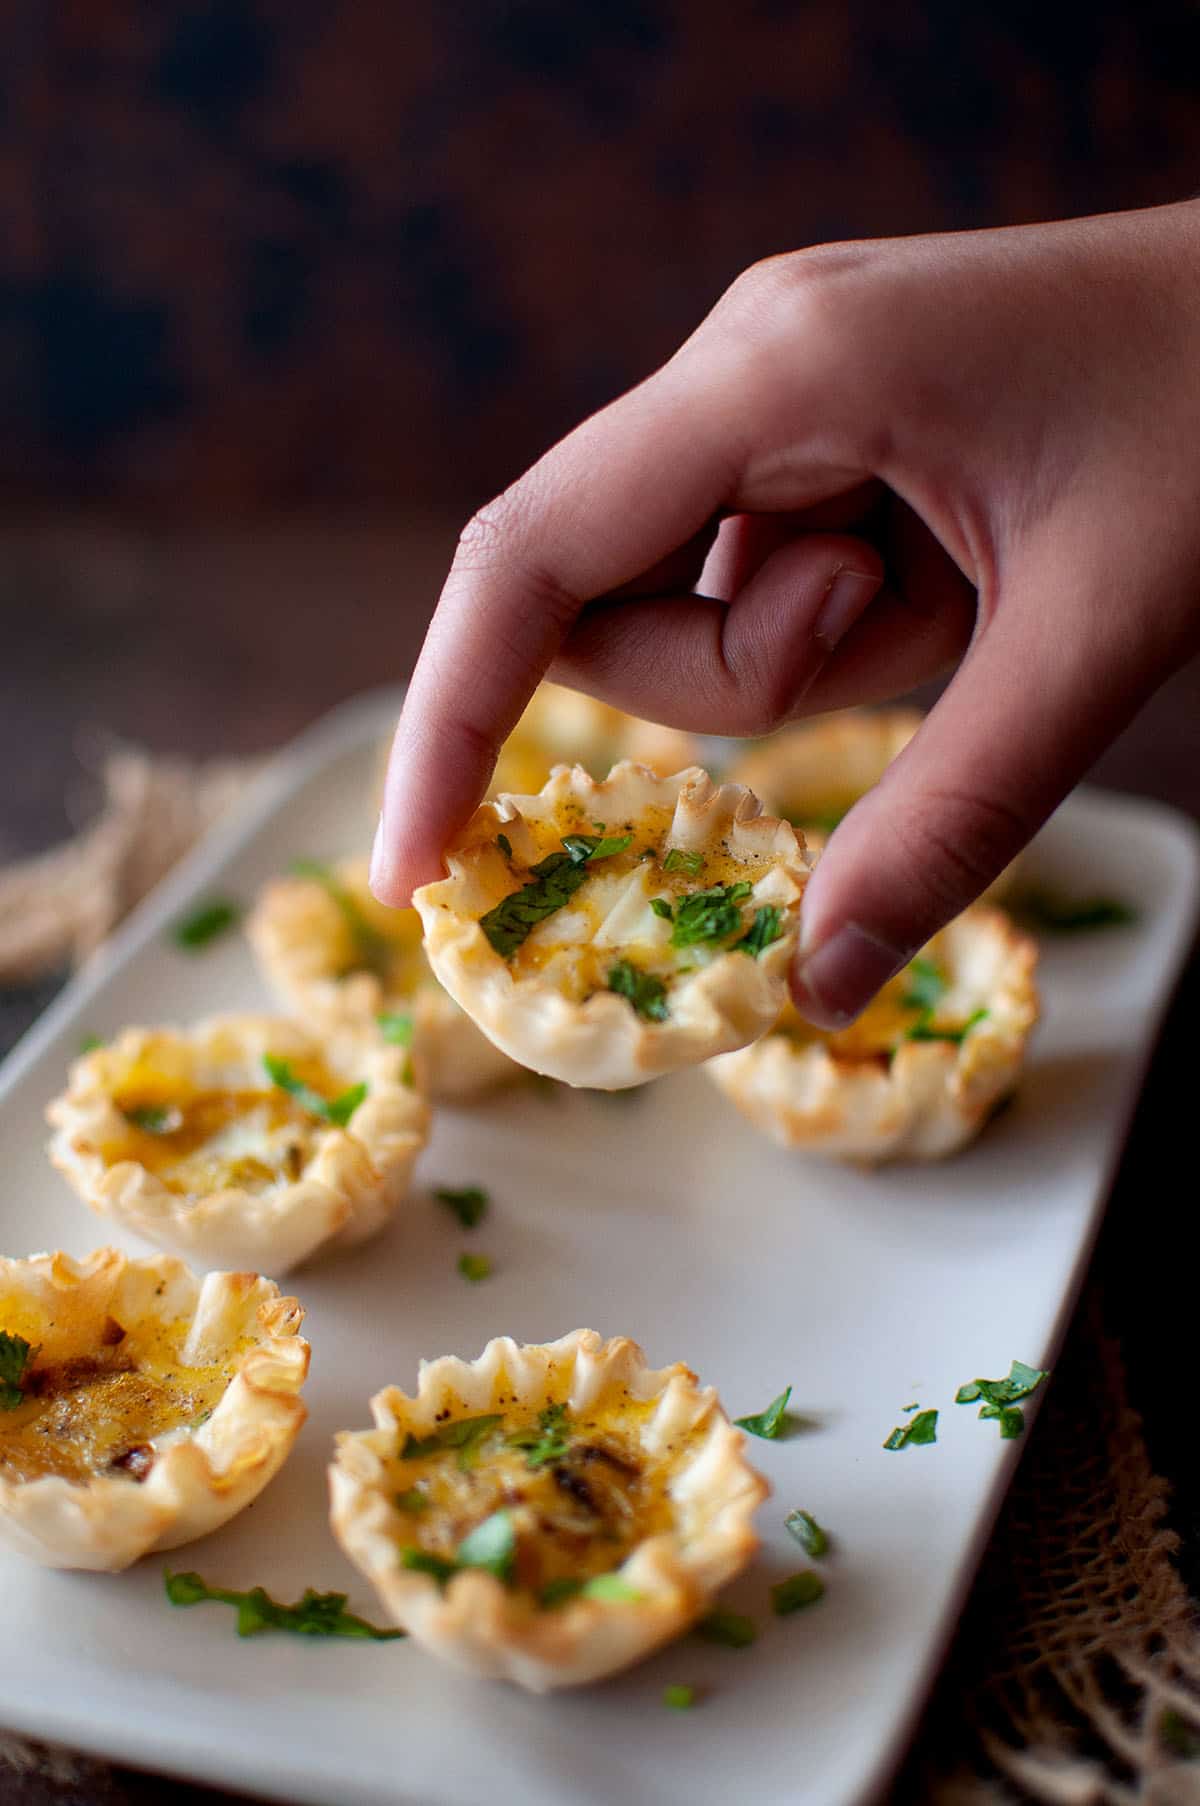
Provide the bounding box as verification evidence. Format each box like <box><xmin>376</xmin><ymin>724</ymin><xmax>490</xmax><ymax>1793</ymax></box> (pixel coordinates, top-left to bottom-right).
<box><xmin>1</xmin><ymin>748</ymin><xmax>1197</xmax><ymax>1805</ymax></box>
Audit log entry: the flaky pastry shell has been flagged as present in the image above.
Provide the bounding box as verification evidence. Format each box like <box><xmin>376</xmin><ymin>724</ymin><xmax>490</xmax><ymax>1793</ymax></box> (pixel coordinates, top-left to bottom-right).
<box><xmin>247</xmin><ymin>857</ymin><xmax>518</xmax><ymax>1099</ymax></box>
<box><xmin>47</xmin><ymin>1015</ymin><xmax>428</xmax><ymax>1273</ymax></box>
<box><xmin>0</xmin><ymin>1248</ymin><xmax>307</xmax><ymax>1570</ymax></box>
<box><xmin>328</xmin><ymin>1328</ymin><xmax>767</xmax><ymax>1691</ymax></box>
<box><xmin>413</xmin><ymin>762</ymin><xmax>809</xmax><ymax>1089</ymax></box>
<box><xmin>708</xmin><ymin>906</ymin><xmax>1039</xmax><ymax>1162</ymax></box>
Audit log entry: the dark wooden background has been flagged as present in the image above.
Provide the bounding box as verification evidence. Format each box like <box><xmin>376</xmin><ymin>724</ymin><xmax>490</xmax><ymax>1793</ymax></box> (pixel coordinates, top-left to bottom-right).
<box><xmin>1</xmin><ymin>3</ymin><xmax>1199</xmax><ymax>1799</ymax></box>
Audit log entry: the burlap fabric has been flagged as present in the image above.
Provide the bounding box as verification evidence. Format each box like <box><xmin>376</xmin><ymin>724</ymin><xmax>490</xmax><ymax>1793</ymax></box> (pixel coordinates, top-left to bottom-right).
<box><xmin>1</xmin><ymin>749</ymin><xmax>1197</xmax><ymax>1806</ymax></box>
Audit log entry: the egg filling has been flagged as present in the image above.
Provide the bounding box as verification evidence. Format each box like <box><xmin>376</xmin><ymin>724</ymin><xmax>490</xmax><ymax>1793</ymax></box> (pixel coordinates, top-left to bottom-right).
<box><xmin>776</xmin><ymin>954</ymin><xmax>986</xmax><ymax>1061</ymax></box>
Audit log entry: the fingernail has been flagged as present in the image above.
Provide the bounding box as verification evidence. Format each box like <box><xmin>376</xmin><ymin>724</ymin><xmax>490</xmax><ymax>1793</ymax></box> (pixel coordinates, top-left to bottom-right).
<box><xmin>368</xmin><ymin>813</ymin><xmax>389</xmax><ymax>897</ymax></box>
<box><xmin>812</xmin><ymin>569</ymin><xmax>878</xmax><ymax>652</ymax></box>
<box><xmin>793</xmin><ymin>923</ymin><xmax>908</xmax><ymax>1029</ymax></box>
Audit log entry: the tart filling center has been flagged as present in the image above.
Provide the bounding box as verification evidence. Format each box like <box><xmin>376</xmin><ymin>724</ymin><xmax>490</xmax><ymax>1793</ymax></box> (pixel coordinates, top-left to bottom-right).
<box><xmin>779</xmin><ymin>955</ymin><xmax>986</xmax><ymax>1059</ymax></box>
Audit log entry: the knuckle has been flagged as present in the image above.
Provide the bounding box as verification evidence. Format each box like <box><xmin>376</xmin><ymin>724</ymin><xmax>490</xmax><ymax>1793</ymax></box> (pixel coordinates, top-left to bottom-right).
<box><xmin>887</xmin><ymin>784</ymin><xmax>1032</xmax><ymax>925</ymax></box>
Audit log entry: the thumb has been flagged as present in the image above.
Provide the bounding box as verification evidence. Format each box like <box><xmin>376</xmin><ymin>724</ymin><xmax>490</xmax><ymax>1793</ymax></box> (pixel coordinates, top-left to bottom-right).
<box><xmin>789</xmin><ymin>562</ymin><xmax>1155</xmax><ymax>1027</ymax></box>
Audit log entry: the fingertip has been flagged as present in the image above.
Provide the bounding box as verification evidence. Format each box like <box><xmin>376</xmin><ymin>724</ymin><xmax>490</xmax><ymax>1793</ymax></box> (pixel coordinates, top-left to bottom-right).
<box><xmin>790</xmin><ymin>918</ymin><xmax>908</xmax><ymax>1029</ymax></box>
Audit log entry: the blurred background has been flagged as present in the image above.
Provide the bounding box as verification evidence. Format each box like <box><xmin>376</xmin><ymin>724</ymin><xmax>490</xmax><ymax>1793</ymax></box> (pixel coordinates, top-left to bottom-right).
<box><xmin>3</xmin><ymin>0</ymin><xmax>1200</xmax><ymax>850</ymax></box>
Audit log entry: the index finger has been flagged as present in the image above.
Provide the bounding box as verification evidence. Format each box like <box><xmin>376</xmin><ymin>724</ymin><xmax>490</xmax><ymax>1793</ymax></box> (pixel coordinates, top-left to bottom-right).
<box><xmin>370</xmin><ymin>278</ymin><xmax>864</xmax><ymax>902</ymax></box>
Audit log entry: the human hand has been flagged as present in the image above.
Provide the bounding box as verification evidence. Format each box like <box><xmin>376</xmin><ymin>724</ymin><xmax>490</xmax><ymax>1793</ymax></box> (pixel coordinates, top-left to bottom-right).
<box><xmin>372</xmin><ymin>202</ymin><xmax>1200</xmax><ymax>1027</ymax></box>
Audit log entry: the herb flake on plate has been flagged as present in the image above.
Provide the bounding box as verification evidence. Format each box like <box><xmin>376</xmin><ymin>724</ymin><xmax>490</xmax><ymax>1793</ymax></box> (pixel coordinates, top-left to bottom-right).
<box><xmin>771</xmin><ymin>1571</ymin><xmax>825</xmax><ymax>1615</ymax></box>
<box><xmin>164</xmin><ymin>1571</ymin><xmax>403</xmax><ymax>1640</ymax></box>
<box><xmin>696</xmin><ymin>1608</ymin><xmax>757</xmax><ymax>1648</ymax></box>
<box><xmin>883</xmin><ymin>1408</ymin><xmax>938</xmax><ymax>1450</ymax></box>
<box><xmin>734</xmin><ymin>1385</ymin><xmax>792</xmax><ymax>1440</ymax></box>
<box><xmin>171</xmin><ymin>899</ymin><xmax>240</xmax><ymax>951</ymax></box>
<box><xmin>457</xmin><ymin>1252</ymin><xmax>493</xmax><ymax>1283</ymax></box>
<box><xmin>434</xmin><ymin>1184</ymin><xmax>489</xmax><ymax>1228</ymax></box>
<box><xmin>784</xmin><ymin>1509</ymin><xmax>829</xmax><ymax>1558</ymax></box>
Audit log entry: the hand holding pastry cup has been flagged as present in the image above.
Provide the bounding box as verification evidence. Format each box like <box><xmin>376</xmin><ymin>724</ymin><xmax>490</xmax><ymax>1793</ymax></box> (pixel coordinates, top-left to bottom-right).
<box><xmin>412</xmin><ymin>762</ymin><xmax>810</xmax><ymax>1090</ymax></box>
<box><xmin>0</xmin><ymin>1248</ymin><xmax>308</xmax><ymax>1571</ymax></box>
<box><xmin>247</xmin><ymin>856</ymin><xmax>518</xmax><ymax>1100</ymax></box>
<box><xmin>707</xmin><ymin>905</ymin><xmax>1039</xmax><ymax>1162</ymax></box>
<box><xmin>47</xmin><ymin>1014</ymin><xmax>429</xmax><ymax>1273</ymax></box>
<box><xmin>328</xmin><ymin>1329</ymin><xmax>768</xmax><ymax>1691</ymax></box>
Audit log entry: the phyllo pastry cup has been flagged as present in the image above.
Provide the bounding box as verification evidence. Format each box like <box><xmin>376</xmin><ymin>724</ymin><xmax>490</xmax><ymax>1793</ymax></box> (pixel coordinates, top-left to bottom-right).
<box><xmin>247</xmin><ymin>856</ymin><xmax>518</xmax><ymax>1099</ymax></box>
<box><xmin>412</xmin><ymin>762</ymin><xmax>809</xmax><ymax>1090</ymax></box>
<box><xmin>491</xmin><ymin>680</ymin><xmax>700</xmax><ymax>797</ymax></box>
<box><xmin>707</xmin><ymin>906</ymin><xmax>1039</xmax><ymax>1162</ymax></box>
<box><xmin>0</xmin><ymin>1248</ymin><xmax>308</xmax><ymax>1570</ymax></box>
<box><xmin>328</xmin><ymin>1328</ymin><xmax>767</xmax><ymax>1691</ymax></box>
<box><xmin>47</xmin><ymin>1015</ymin><xmax>429</xmax><ymax>1273</ymax></box>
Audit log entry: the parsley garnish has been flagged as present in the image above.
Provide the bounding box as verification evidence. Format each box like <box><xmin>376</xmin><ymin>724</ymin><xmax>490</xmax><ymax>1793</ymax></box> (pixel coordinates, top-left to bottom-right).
<box><xmin>164</xmin><ymin>1570</ymin><xmax>403</xmax><ymax>1640</ymax></box>
<box><xmin>171</xmin><ymin>899</ymin><xmax>240</xmax><ymax>951</ymax></box>
<box><xmin>663</xmin><ymin>1683</ymin><xmax>697</xmax><ymax>1709</ymax></box>
<box><xmin>457</xmin><ymin>1252</ymin><xmax>493</xmax><ymax>1283</ymax></box>
<box><xmin>394</xmin><ymin>1488</ymin><xmax>427</xmax><ymax>1513</ymax></box>
<box><xmin>670</xmin><ymin>882</ymin><xmax>753</xmax><ymax>950</ymax></box>
<box><xmin>734</xmin><ymin>1386</ymin><xmax>792</xmax><ymax>1440</ymax></box>
<box><xmin>122</xmin><ymin>1105</ymin><xmax>178</xmax><ymax>1135</ymax></box>
<box><xmin>434</xmin><ymin>1184</ymin><xmax>488</xmax><ymax>1228</ymax></box>
<box><xmin>0</xmin><ymin>1332</ymin><xmax>34</xmax><ymax>1410</ymax></box>
<box><xmin>1016</xmin><ymin>890</ymin><xmax>1136</xmax><ymax>933</ymax></box>
<box><xmin>291</xmin><ymin>859</ymin><xmax>392</xmax><ymax>973</ymax></box>
<box><xmin>906</xmin><ymin>1007</ymin><xmax>989</xmax><ymax>1044</ymax></box>
<box><xmin>662</xmin><ymin>848</ymin><xmax>704</xmax><ymax>878</ymax></box>
<box><xmin>399</xmin><ymin>1548</ymin><xmax>458</xmax><ymax>1583</ymax></box>
<box><xmin>696</xmin><ymin>1608</ymin><xmax>757</xmax><ymax>1648</ymax></box>
<box><xmin>580</xmin><ymin>1573</ymin><xmax>642</xmax><ymax>1602</ymax></box>
<box><xmin>479</xmin><ymin>835</ymin><xmax>632</xmax><ymax>958</ymax></box>
<box><xmin>883</xmin><ymin>1408</ymin><xmax>938</xmax><ymax>1450</ymax></box>
<box><xmin>650</xmin><ymin>897</ymin><xmax>674</xmax><ymax>921</ymax></box>
<box><xmin>956</xmin><ymin>1360</ymin><xmax>1047</xmax><ymax>1439</ymax></box>
<box><xmin>401</xmin><ymin>1414</ymin><xmax>503</xmax><ymax>1469</ymax></box>
<box><xmin>901</xmin><ymin>957</ymin><xmax>947</xmax><ymax>1014</ymax></box>
<box><xmin>771</xmin><ymin>1571</ymin><xmax>825</xmax><ymax>1615</ymax></box>
<box><xmin>496</xmin><ymin>833</ymin><xmax>513</xmax><ymax>859</ymax></box>
<box><xmin>456</xmin><ymin>1509</ymin><xmax>516</xmax><ymax>1582</ymax></box>
<box><xmin>508</xmin><ymin>1402</ymin><xmax>571</xmax><ymax>1469</ymax></box>
<box><xmin>538</xmin><ymin>1576</ymin><xmax>585</xmax><ymax>1609</ymax></box>
<box><xmin>377</xmin><ymin>1012</ymin><xmax>413</xmax><ymax>1046</ymax></box>
<box><xmin>735</xmin><ymin>905</ymin><xmax>783</xmax><ymax>958</ymax></box>
<box><xmin>784</xmin><ymin>1509</ymin><xmax>829</xmax><ymax>1558</ymax></box>
<box><xmin>262</xmin><ymin>1054</ymin><xmax>367</xmax><ymax>1127</ymax></box>
<box><xmin>606</xmin><ymin>960</ymin><xmax>669</xmax><ymax>1021</ymax></box>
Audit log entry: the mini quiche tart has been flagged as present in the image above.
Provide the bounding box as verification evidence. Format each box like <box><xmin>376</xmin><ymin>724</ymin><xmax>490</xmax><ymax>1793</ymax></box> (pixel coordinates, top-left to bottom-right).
<box><xmin>0</xmin><ymin>1248</ymin><xmax>307</xmax><ymax>1570</ymax></box>
<box><xmin>328</xmin><ymin>1328</ymin><xmax>767</xmax><ymax>1691</ymax></box>
<box><xmin>247</xmin><ymin>856</ymin><xmax>518</xmax><ymax>1100</ymax></box>
<box><xmin>707</xmin><ymin>906</ymin><xmax>1039</xmax><ymax>1162</ymax></box>
<box><xmin>491</xmin><ymin>680</ymin><xmax>699</xmax><ymax>797</ymax></box>
<box><xmin>412</xmin><ymin>762</ymin><xmax>809</xmax><ymax>1090</ymax></box>
<box><xmin>730</xmin><ymin>708</ymin><xmax>1021</xmax><ymax>897</ymax></box>
<box><xmin>47</xmin><ymin>1015</ymin><xmax>429</xmax><ymax>1273</ymax></box>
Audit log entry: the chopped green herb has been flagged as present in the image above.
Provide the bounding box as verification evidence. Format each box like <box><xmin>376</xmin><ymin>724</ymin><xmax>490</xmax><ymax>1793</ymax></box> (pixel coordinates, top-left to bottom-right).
<box><xmin>784</xmin><ymin>1509</ymin><xmax>829</xmax><ymax>1559</ymax></box>
<box><xmin>582</xmin><ymin>1573</ymin><xmax>642</xmax><ymax>1602</ymax></box>
<box><xmin>456</xmin><ymin>1509</ymin><xmax>516</xmax><ymax>1582</ymax></box>
<box><xmin>262</xmin><ymin>1055</ymin><xmax>367</xmax><ymax>1128</ymax></box>
<box><xmin>883</xmin><ymin>1409</ymin><xmax>939</xmax><ymax>1450</ymax></box>
<box><xmin>734</xmin><ymin>1386</ymin><xmax>792</xmax><ymax>1440</ymax></box>
<box><xmin>434</xmin><ymin>1184</ymin><xmax>489</xmax><ymax>1228</ymax></box>
<box><xmin>663</xmin><ymin>1683</ymin><xmax>697</xmax><ymax>1710</ymax></box>
<box><xmin>0</xmin><ymin>1331</ymin><xmax>34</xmax><ymax>1410</ymax></box>
<box><xmin>457</xmin><ymin>1252</ymin><xmax>493</xmax><ymax>1283</ymax></box>
<box><xmin>291</xmin><ymin>859</ymin><xmax>392</xmax><ymax>973</ymax></box>
<box><xmin>164</xmin><ymin>1570</ymin><xmax>403</xmax><ymax>1639</ymax></box>
<box><xmin>979</xmin><ymin>1404</ymin><xmax>1026</xmax><ymax>1439</ymax></box>
<box><xmin>377</xmin><ymin>1012</ymin><xmax>414</xmax><ymax>1046</ymax></box>
<box><xmin>171</xmin><ymin>899</ymin><xmax>240</xmax><ymax>951</ymax></box>
<box><xmin>606</xmin><ymin>960</ymin><xmax>669</xmax><ymax>1022</ymax></box>
<box><xmin>662</xmin><ymin>847</ymin><xmax>704</xmax><ymax>878</ymax></box>
<box><xmin>122</xmin><ymin>1105</ymin><xmax>178</xmax><ymax>1135</ymax></box>
<box><xmin>650</xmin><ymin>897</ymin><xmax>674</xmax><ymax>921</ymax></box>
<box><xmin>79</xmin><ymin>1033</ymin><xmax>105</xmax><ymax>1053</ymax></box>
<box><xmin>508</xmin><ymin>1402</ymin><xmax>571</xmax><ymax>1469</ymax></box>
<box><xmin>394</xmin><ymin>1489</ymin><xmax>427</xmax><ymax>1513</ymax></box>
<box><xmin>496</xmin><ymin>833</ymin><xmax>512</xmax><ymax>859</ymax></box>
<box><xmin>902</xmin><ymin>1402</ymin><xmax>920</xmax><ymax>1413</ymax></box>
<box><xmin>735</xmin><ymin>905</ymin><xmax>783</xmax><ymax>959</ymax></box>
<box><xmin>401</xmin><ymin>1413</ymin><xmax>503</xmax><ymax>1469</ymax></box>
<box><xmin>954</xmin><ymin>1360</ymin><xmax>1047</xmax><ymax>1408</ymax></box>
<box><xmin>907</xmin><ymin>1007</ymin><xmax>988</xmax><ymax>1045</ymax></box>
<box><xmin>1016</xmin><ymin>890</ymin><xmax>1137</xmax><ymax>933</ymax></box>
<box><xmin>901</xmin><ymin>957</ymin><xmax>947</xmax><ymax>1014</ymax></box>
<box><xmin>400</xmin><ymin>1548</ymin><xmax>459</xmax><ymax>1584</ymax></box>
<box><xmin>771</xmin><ymin>1571</ymin><xmax>825</xmax><ymax>1615</ymax></box>
<box><xmin>670</xmin><ymin>882</ymin><xmax>753</xmax><ymax>950</ymax></box>
<box><xmin>538</xmin><ymin>1576</ymin><xmax>585</xmax><ymax>1609</ymax></box>
<box><xmin>696</xmin><ymin>1608</ymin><xmax>757</xmax><ymax>1648</ymax></box>
<box><xmin>479</xmin><ymin>836</ymin><xmax>631</xmax><ymax>958</ymax></box>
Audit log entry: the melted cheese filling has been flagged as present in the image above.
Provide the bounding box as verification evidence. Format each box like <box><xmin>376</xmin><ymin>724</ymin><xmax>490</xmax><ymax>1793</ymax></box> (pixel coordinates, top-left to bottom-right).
<box><xmin>94</xmin><ymin>1054</ymin><xmax>342</xmax><ymax>1195</ymax></box>
<box><xmin>490</xmin><ymin>803</ymin><xmax>774</xmax><ymax>1005</ymax></box>
<box><xmin>0</xmin><ymin>1314</ymin><xmax>241</xmax><ymax>1484</ymax></box>
<box><xmin>393</xmin><ymin>1396</ymin><xmax>696</xmax><ymax>1596</ymax></box>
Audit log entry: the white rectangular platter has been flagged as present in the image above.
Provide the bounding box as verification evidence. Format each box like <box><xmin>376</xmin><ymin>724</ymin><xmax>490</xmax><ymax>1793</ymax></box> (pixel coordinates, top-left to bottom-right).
<box><xmin>0</xmin><ymin>687</ymin><xmax>1196</xmax><ymax>1806</ymax></box>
